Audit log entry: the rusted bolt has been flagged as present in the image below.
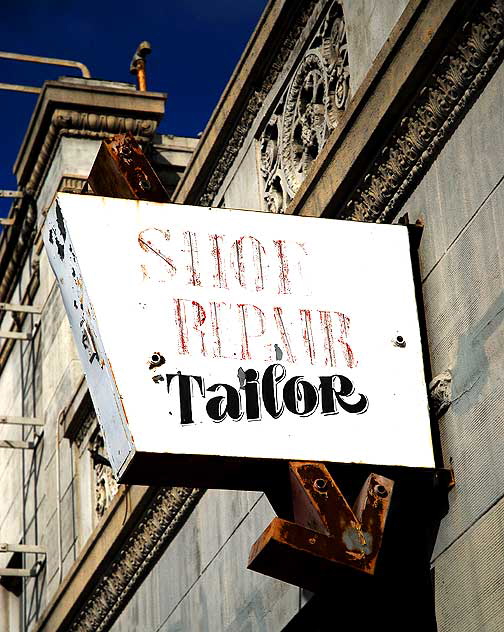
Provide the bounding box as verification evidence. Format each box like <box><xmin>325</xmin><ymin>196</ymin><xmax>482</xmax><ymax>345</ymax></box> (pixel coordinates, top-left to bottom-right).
<box><xmin>314</xmin><ymin>478</ymin><xmax>327</xmax><ymax>492</ymax></box>
<box><xmin>374</xmin><ymin>484</ymin><xmax>388</xmax><ymax>498</ymax></box>
<box><xmin>120</xmin><ymin>145</ymin><xmax>133</xmax><ymax>158</ymax></box>
<box><xmin>393</xmin><ymin>335</ymin><xmax>406</xmax><ymax>348</ymax></box>
<box><xmin>148</xmin><ymin>352</ymin><xmax>165</xmax><ymax>369</ymax></box>
<box><xmin>308</xmin><ymin>537</ymin><xmax>316</xmax><ymax>545</ymax></box>
<box><xmin>138</xmin><ymin>177</ymin><xmax>151</xmax><ymax>191</ymax></box>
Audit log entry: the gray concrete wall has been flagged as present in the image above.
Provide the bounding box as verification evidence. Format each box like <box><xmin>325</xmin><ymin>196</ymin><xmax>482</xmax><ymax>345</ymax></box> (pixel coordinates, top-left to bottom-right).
<box><xmin>400</xmin><ymin>59</ymin><xmax>504</xmax><ymax>631</ymax></box>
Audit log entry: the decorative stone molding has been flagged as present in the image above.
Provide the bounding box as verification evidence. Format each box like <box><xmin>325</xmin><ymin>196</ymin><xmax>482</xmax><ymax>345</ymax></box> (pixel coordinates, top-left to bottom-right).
<box><xmin>58</xmin><ymin>176</ymin><xmax>87</xmax><ymax>194</ymax></box>
<box><xmin>198</xmin><ymin>0</ymin><xmax>318</xmax><ymax>206</ymax></box>
<box><xmin>90</xmin><ymin>431</ymin><xmax>119</xmax><ymax>519</ymax></box>
<box><xmin>68</xmin><ymin>487</ymin><xmax>204</xmax><ymax>632</ymax></box>
<box><xmin>345</xmin><ymin>0</ymin><xmax>504</xmax><ymax>223</ymax></box>
<box><xmin>73</xmin><ymin>401</ymin><xmax>97</xmax><ymax>449</ymax></box>
<box><xmin>27</xmin><ymin>109</ymin><xmax>158</xmax><ymax>197</ymax></box>
<box><xmin>70</xmin><ymin>398</ymin><xmax>118</xmax><ymax>520</ymax></box>
<box><xmin>261</xmin><ymin>1</ymin><xmax>349</xmax><ymax>212</ymax></box>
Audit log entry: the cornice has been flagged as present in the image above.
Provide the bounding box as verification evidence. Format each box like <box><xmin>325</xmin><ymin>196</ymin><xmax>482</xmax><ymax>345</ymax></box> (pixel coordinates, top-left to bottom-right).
<box><xmin>34</xmin><ymin>486</ymin><xmax>204</xmax><ymax>632</ymax></box>
<box><xmin>345</xmin><ymin>0</ymin><xmax>504</xmax><ymax>223</ymax></box>
<box><xmin>0</xmin><ymin>78</ymin><xmax>165</xmax><ymax>308</ymax></box>
<box><xmin>14</xmin><ymin>78</ymin><xmax>165</xmax><ymax>196</ymax></box>
<box><xmin>69</xmin><ymin>487</ymin><xmax>203</xmax><ymax>632</ymax></box>
<box><xmin>25</xmin><ymin>108</ymin><xmax>159</xmax><ymax>198</ymax></box>
<box><xmin>68</xmin><ymin>487</ymin><xmax>204</xmax><ymax>632</ymax></box>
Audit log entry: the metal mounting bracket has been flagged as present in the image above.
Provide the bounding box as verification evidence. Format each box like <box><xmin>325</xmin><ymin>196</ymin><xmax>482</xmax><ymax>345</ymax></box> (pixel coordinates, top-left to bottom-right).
<box><xmin>0</xmin><ymin>320</ymin><xmax>40</xmax><ymax>341</ymax></box>
<box><xmin>0</xmin><ymin>416</ymin><xmax>44</xmax><ymax>426</ymax></box>
<box><xmin>0</xmin><ymin>543</ymin><xmax>46</xmax><ymax>578</ymax></box>
<box><xmin>87</xmin><ymin>132</ymin><xmax>169</xmax><ymax>203</ymax></box>
<box><xmin>0</xmin><ymin>302</ymin><xmax>42</xmax><ymax>314</ymax></box>
<box><xmin>248</xmin><ymin>462</ymin><xmax>394</xmax><ymax>592</ymax></box>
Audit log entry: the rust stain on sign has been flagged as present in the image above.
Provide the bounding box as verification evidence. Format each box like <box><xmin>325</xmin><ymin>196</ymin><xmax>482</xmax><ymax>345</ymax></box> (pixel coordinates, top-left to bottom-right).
<box><xmin>88</xmin><ymin>132</ymin><xmax>169</xmax><ymax>202</ymax></box>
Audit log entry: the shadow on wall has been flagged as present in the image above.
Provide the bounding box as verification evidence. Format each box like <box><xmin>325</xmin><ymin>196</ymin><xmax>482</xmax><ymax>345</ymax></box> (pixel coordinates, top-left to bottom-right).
<box><xmin>451</xmin><ymin>290</ymin><xmax>504</xmax><ymax>415</ymax></box>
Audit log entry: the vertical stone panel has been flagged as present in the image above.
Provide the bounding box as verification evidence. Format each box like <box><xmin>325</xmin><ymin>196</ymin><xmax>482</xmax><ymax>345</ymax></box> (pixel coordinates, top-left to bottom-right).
<box><xmin>342</xmin><ymin>0</ymin><xmax>409</xmax><ymax>96</ymax></box>
<box><xmin>223</xmin><ymin>144</ymin><xmax>264</xmax><ymax>211</ymax></box>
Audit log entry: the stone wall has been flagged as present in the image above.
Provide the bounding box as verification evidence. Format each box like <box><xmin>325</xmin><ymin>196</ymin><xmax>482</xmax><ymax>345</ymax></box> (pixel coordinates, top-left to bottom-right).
<box><xmin>0</xmin><ymin>136</ymin><xmax>104</xmax><ymax>628</ymax></box>
<box><xmin>400</xmin><ymin>58</ymin><xmax>504</xmax><ymax>629</ymax></box>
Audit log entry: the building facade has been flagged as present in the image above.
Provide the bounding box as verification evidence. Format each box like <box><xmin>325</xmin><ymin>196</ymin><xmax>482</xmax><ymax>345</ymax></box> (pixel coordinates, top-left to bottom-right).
<box><xmin>1</xmin><ymin>0</ymin><xmax>504</xmax><ymax>630</ymax></box>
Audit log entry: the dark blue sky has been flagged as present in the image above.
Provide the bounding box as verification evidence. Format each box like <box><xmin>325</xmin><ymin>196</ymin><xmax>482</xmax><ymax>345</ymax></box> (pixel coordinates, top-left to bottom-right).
<box><xmin>0</xmin><ymin>0</ymin><xmax>267</xmax><ymax>201</ymax></box>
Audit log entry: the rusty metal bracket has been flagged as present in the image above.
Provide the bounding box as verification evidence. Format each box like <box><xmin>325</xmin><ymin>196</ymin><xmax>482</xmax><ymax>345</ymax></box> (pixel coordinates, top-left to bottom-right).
<box><xmin>248</xmin><ymin>462</ymin><xmax>393</xmax><ymax>592</ymax></box>
<box><xmin>87</xmin><ymin>132</ymin><xmax>169</xmax><ymax>203</ymax></box>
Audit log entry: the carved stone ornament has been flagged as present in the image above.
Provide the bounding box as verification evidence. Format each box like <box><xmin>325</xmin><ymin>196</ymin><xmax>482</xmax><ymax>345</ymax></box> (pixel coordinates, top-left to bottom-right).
<box><xmin>429</xmin><ymin>370</ymin><xmax>452</xmax><ymax>420</ymax></box>
<box><xmin>345</xmin><ymin>0</ymin><xmax>504</xmax><ymax>223</ymax></box>
<box><xmin>27</xmin><ymin>109</ymin><xmax>158</xmax><ymax>197</ymax></box>
<box><xmin>68</xmin><ymin>487</ymin><xmax>204</xmax><ymax>632</ymax></box>
<box><xmin>74</xmin><ymin>401</ymin><xmax>98</xmax><ymax>449</ymax></box>
<box><xmin>58</xmin><ymin>176</ymin><xmax>87</xmax><ymax>194</ymax></box>
<box><xmin>90</xmin><ymin>431</ymin><xmax>119</xmax><ymax>519</ymax></box>
<box><xmin>261</xmin><ymin>1</ymin><xmax>349</xmax><ymax>212</ymax></box>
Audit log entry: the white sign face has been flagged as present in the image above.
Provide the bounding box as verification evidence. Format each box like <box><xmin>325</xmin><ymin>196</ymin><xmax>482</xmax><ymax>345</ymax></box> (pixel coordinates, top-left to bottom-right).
<box><xmin>44</xmin><ymin>194</ymin><xmax>435</xmax><ymax>481</ymax></box>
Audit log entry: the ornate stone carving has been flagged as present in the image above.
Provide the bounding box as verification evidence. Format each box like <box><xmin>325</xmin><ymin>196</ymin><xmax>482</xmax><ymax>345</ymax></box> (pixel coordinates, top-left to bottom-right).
<box><xmin>68</xmin><ymin>487</ymin><xmax>204</xmax><ymax>632</ymax></box>
<box><xmin>58</xmin><ymin>176</ymin><xmax>87</xmax><ymax>194</ymax></box>
<box><xmin>198</xmin><ymin>0</ymin><xmax>318</xmax><ymax>206</ymax></box>
<box><xmin>90</xmin><ymin>431</ymin><xmax>119</xmax><ymax>519</ymax></box>
<box><xmin>72</xmin><ymin>404</ymin><xmax>118</xmax><ymax>519</ymax></box>
<box><xmin>27</xmin><ymin>109</ymin><xmax>158</xmax><ymax>197</ymax></box>
<box><xmin>260</xmin><ymin>1</ymin><xmax>349</xmax><ymax>212</ymax></box>
<box><xmin>345</xmin><ymin>0</ymin><xmax>504</xmax><ymax>223</ymax></box>
<box><xmin>74</xmin><ymin>402</ymin><xmax>97</xmax><ymax>449</ymax></box>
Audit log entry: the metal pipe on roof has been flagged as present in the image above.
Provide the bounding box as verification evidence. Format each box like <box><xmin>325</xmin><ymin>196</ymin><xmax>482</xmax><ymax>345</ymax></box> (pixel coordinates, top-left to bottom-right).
<box><xmin>0</xmin><ymin>82</ymin><xmax>40</xmax><ymax>94</ymax></box>
<box><xmin>0</xmin><ymin>50</ymin><xmax>91</xmax><ymax>78</ymax></box>
<box><xmin>130</xmin><ymin>41</ymin><xmax>151</xmax><ymax>91</ymax></box>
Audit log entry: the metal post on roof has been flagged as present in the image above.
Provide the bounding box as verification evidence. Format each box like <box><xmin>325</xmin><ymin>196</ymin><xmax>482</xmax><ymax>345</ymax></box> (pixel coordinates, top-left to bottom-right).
<box><xmin>130</xmin><ymin>41</ymin><xmax>151</xmax><ymax>91</ymax></box>
<box><xmin>0</xmin><ymin>50</ymin><xmax>91</xmax><ymax>94</ymax></box>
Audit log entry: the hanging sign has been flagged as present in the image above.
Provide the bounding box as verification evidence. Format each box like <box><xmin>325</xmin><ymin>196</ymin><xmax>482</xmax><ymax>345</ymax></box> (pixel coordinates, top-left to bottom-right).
<box><xmin>44</xmin><ymin>194</ymin><xmax>435</xmax><ymax>486</ymax></box>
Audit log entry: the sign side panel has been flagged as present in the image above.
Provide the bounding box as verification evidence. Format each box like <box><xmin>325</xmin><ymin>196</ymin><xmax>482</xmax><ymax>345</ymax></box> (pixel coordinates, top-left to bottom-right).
<box><xmin>43</xmin><ymin>195</ymin><xmax>135</xmax><ymax>477</ymax></box>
